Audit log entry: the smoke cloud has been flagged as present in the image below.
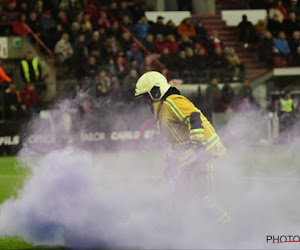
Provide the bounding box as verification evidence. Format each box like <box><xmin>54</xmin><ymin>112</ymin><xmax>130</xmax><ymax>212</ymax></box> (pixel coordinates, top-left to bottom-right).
<box><xmin>0</xmin><ymin>98</ymin><xmax>299</xmax><ymax>249</ymax></box>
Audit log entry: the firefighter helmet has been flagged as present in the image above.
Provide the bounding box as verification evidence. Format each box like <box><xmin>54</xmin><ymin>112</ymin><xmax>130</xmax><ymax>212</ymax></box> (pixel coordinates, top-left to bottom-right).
<box><xmin>135</xmin><ymin>71</ymin><xmax>171</xmax><ymax>101</ymax></box>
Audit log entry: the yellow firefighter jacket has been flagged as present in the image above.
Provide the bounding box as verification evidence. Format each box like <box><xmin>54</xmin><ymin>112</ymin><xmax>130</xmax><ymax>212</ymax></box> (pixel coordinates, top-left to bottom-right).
<box><xmin>153</xmin><ymin>93</ymin><xmax>226</xmax><ymax>167</ymax></box>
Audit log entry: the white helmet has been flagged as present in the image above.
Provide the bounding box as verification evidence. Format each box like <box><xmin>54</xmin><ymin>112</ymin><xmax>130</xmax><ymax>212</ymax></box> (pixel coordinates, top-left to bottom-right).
<box><xmin>135</xmin><ymin>71</ymin><xmax>171</xmax><ymax>101</ymax></box>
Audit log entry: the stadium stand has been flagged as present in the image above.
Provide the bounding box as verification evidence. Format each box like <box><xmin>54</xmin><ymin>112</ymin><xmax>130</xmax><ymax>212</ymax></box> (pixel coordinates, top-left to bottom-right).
<box><xmin>0</xmin><ymin>0</ymin><xmax>299</xmax><ymax>145</ymax></box>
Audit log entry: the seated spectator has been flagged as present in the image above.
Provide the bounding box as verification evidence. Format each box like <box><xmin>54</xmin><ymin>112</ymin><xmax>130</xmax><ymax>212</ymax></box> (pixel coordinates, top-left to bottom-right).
<box><xmin>57</xmin><ymin>11</ymin><xmax>71</xmax><ymax>34</ymax></box>
<box><xmin>115</xmin><ymin>56</ymin><xmax>127</xmax><ymax>79</ymax></box>
<box><xmin>164</xmin><ymin>34</ymin><xmax>179</xmax><ymax>54</ymax></box>
<box><xmin>194</xmin><ymin>19</ymin><xmax>208</xmax><ymax>44</ymax></box>
<box><xmin>39</xmin><ymin>10</ymin><xmax>57</xmax><ymax>49</ymax></box>
<box><xmin>51</xmin><ymin>24</ymin><xmax>65</xmax><ymax>51</ymax></box>
<box><xmin>208</xmin><ymin>30</ymin><xmax>223</xmax><ymax>53</ymax></box>
<box><xmin>185</xmin><ymin>47</ymin><xmax>199</xmax><ymax>81</ymax></box>
<box><xmin>194</xmin><ymin>45</ymin><xmax>208</xmax><ymax>71</ymax></box>
<box><xmin>288</xmin><ymin>31</ymin><xmax>300</xmax><ymax>54</ymax></box>
<box><xmin>27</xmin><ymin>12</ymin><xmax>42</xmax><ymax>37</ymax></box>
<box><xmin>258</xmin><ymin>31</ymin><xmax>275</xmax><ymax>67</ymax></box>
<box><xmin>110</xmin><ymin>21</ymin><xmax>122</xmax><ymax>40</ymax></box>
<box><xmin>83</xmin><ymin>12</ymin><xmax>93</xmax><ymax>31</ymax></box>
<box><xmin>72</xmin><ymin>34</ymin><xmax>89</xmax><ymax>79</ymax></box>
<box><xmin>88</xmin><ymin>31</ymin><xmax>103</xmax><ymax>54</ymax></box>
<box><xmin>12</xmin><ymin>13</ymin><xmax>29</xmax><ymax>36</ymax></box>
<box><xmin>21</xmin><ymin>83</ymin><xmax>42</xmax><ymax>114</ymax></box>
<box><xmin>135</xmin><ymin>15</ymin><xmax>150</xmax><ymax>40</ymax></box>
<box><xmin>238</xmin><ymin>79</ymin><xmax>254</xmax><ymax>109</ymax></box>
<box><xmin>84</xmin><ymin>56</ymin><xmax>99</xmax><ymax>78</ymax></box>
<box><xmin>0</xmin><ymin>60</ymin><xmax>12</xmax><ymax>84</ymax></box>
<box><xmin>108</xmin><ymin>1</ymin><xmax>119</xmax><ymax>18</ymax></box>
<box><xmin>105</xmin><ymin>35</ymin><xmax>123</xmax><ymax>58</ymax></box>
<box><xmin>269</xmin><ymin>2</ymin><xmax>285</xmax><ymax>22</ymax></box>
<box><xmin>17</xmin><ymin>1</ymin><xmax>30</xmax><ymax>17</ymax></box>
<box><xmin>78</xmin><ymin>22</ymin><xmax>93</xmax><ymax>44</ymax></box>
<box><xmin>54</xmin><ymin>33</ymin><xmax>73</xmax><ymax>65</ymax></box>
<box><xmin>282</xmin><ymin>12</ymin><xmax>300</xmax><ymax>38</ymax></box>
<box><xmin>95</xmin><ymin>69</ymin><xmax>111</xmax><ymax>97</ymax></box>
<box><xmin>70</xmin><ymin>21</ymin><xmax>81</xmax><ymax>43</ymax></box>
<box><xmin>120</xmin><ymin>32</ymin><xmax>134</xmax><ymax>53</ymax></box>
<box><xmin>267</xmin><ymin>14</ymin><xmax>283</xmax><ymax>38</ymax></box>
<box><xmin>177</xmin><ymin>17</ymin><xmax>196</xmax><ymax>39</ymax></box>
<box><xmin>126</xmin><ymin>42</ymin><xmax>144</xmax><ymax>66</ymax></box>
<box><xmin>0</xmin><ymin>14</ymin><xmax>12</xmax><ymax>36</ymax></box>
<box><xmin>221</xmin><ymin>79</ymin><xmax>235</xmax><ymax>113</ymax></box>
<box><xmin>117</xmin><ymin>1</ymin><xmax>133</xmax><ymax>21</ymax></box>
<box><xmin>224</xmin><ymin>47</ymin><xmax>244</xmax><ymax>81</ymax></box>
<box><xmin>276</xmin><ymin>1</ymin><xmax>289</xmax><ymax>20</ymax></box>
<box><xmin>237</xmin><ymin>14</ymin><xmax>256</xmax><ymax>48</ymax></box>
<box><xmin>173</xmin><ymin>50</ymin><xmax>188</xmax><ymax>78</ymax></box>
<box><xmin>141</xmin><ymin>55</ymin><xmax>155</xmax><ymax>73</ymax></box>
<box><xmin>159</xmin><ymin>47</ymin><xmax>174</xmax><ymax>69</ymax></box>
<box><xmin>254</xmin><ymin>19</ymin><xmax>267</xmax><ymax>39</ymax></box>
<box><xmin>97</xmin><ymin>11</ymin><xmax>111</xmax><ymax>32</ymax></box>
<box><xmin>123</xmin><ymin>68</ymin><xmax>139</xmax><ymax>104</ymax></box>
<box><xmin>286</xmin><ymin>0</ymin><xmax>300</xmax><ymax>16</ymax></box>
<box><xmin>154</xmin><ymin>34</ymin><xmax>166</xmax><ymax>54</ymax></box>
<box><xmin>110</xmin><ymin>80</ymin><xmax>126</xmax><ymax>113</ymax></box>
<box><xmin>150</xmin><ymin>16</ymin><xmax>167</xmax><ymax>37</ymax></box>
<box><xmin>33</xmin><ymin>0</ymin><xmax>44</xmax><ymax>17</ymax></box>
<box><xmin>274</xmin><ymin>31</ymin><xmax>291</xmax><ymax>57</ymax></box>
<box><xmin>84</xmin><ymin>2</ymin><xmax>98</xmax><ymax>25</ymax></box>
<box><xmin>205</xmin><ymin>76</ymin><xmax>222</xmax><ymax>120</ymax></box>
<box><xmin>209</xmin><ymin>47</ymin><xmax>227</xmax><ymax>78</ymax></box>
<box><xmin>142</xmin><ymin>33</ymin><xmax>156</xmax><ymax>54</ymax></box>
<box><xmin>179</xmin><ymin>35</ymin><xmax>194</xmax><ymax>51</ymax></box>
<box><xmin>20</xmin><ymin>51</ymin><xmax>42</xmax><ymax>85</ymax></box>
<box><xmin>4</xmin><ymin>83</ymin><xmax>23</xmax><ymax>120</ymax></box>
<box><xmin>165</xmin><ymin>19</ymin><xmax>177</xmax><ymax>37</ymax></box>
<box><xmin>122</xmin><ymin>15</ymin><xmax>134</xmax><ymax>34</ymax></box>
<box><xmin>292</xmin><ymin>46</ymin><xmax>300</xmax><ymax>65</ymax></box>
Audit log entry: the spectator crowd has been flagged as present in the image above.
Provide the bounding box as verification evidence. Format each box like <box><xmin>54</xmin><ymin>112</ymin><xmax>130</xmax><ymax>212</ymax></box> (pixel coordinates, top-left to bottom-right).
<box><xmin>3</xmin><ymin>0</ymin><xmax>300</xmax><ymax>121</ymax></box>
<box><xmin>237</xmin><ymin>0</ymin><xmax>300</xmax><ymax>67</ymax></box>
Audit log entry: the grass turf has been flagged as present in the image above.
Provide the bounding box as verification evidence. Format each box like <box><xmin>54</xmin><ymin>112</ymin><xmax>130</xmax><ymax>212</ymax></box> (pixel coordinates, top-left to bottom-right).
<box><xmin>0</xmin><ymin>157</ymin><xmax>33</xmax><ymax>249</ymax></box>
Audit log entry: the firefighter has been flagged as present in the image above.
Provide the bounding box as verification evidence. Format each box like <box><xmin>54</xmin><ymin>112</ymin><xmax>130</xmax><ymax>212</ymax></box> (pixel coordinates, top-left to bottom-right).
<box><xmin>135</xmin><ymin>71</ymin><xmax>230</xmax><ymax>224</ymax></box>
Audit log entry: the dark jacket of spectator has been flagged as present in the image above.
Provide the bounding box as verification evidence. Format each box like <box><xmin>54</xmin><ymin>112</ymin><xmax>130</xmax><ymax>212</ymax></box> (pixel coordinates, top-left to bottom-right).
<box><xmin>209</xmin><ymin>48</ymin><xmax>227</xmax><ymax>69</ymax></box>
<box><xmin>282</xmin><ymin>12</ymin><xmax>300</xmax><ymax>37</ymax></box>
<box><xmin>292</xmin><ymin>46</ymin><xmax>300</xmax><ymax>66</ymax></box>
<box><xmin>258</xmin><ymin>31</ymin><xmax>275</xmax><ymax>67</ymax></box>
<box><xmin>149</xmin><ymin>16</ymin><xmax>167</xmax><ymax>37</ymax></box>
<box><xmin>195</xmin><ymin>20</ymin><xmax>208</xmax><ymax>43</ymax></box>
<box><xmin>237</xmin><ymin>15</ymin><xmax>256</xmax><ymax>44</ymax></box>
<box><xmin>288</xmin><ymin>31</ymin><xmax>300</xmax><ymax>54</ymax></box>
<box><xmin>267</xmin><ymin>15</ymin><xmax>282</xmax><ymax>38</ymax></box>
<box><xmin>142</xmin><ymin>34</ymin><xmax>156</xmax><ymax>53</ymax></box>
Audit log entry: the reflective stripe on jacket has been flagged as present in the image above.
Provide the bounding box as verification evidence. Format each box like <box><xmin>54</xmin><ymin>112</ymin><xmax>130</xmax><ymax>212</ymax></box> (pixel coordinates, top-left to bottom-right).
<box><xmin>21</xmin><ymin>58</ymin><xmax>39</xmax><ymax>83</ymax></box>
<box><xmin>153</xmin><ymin>94</ymin><xmax>226</xmax><ymax>159</ymax></box>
